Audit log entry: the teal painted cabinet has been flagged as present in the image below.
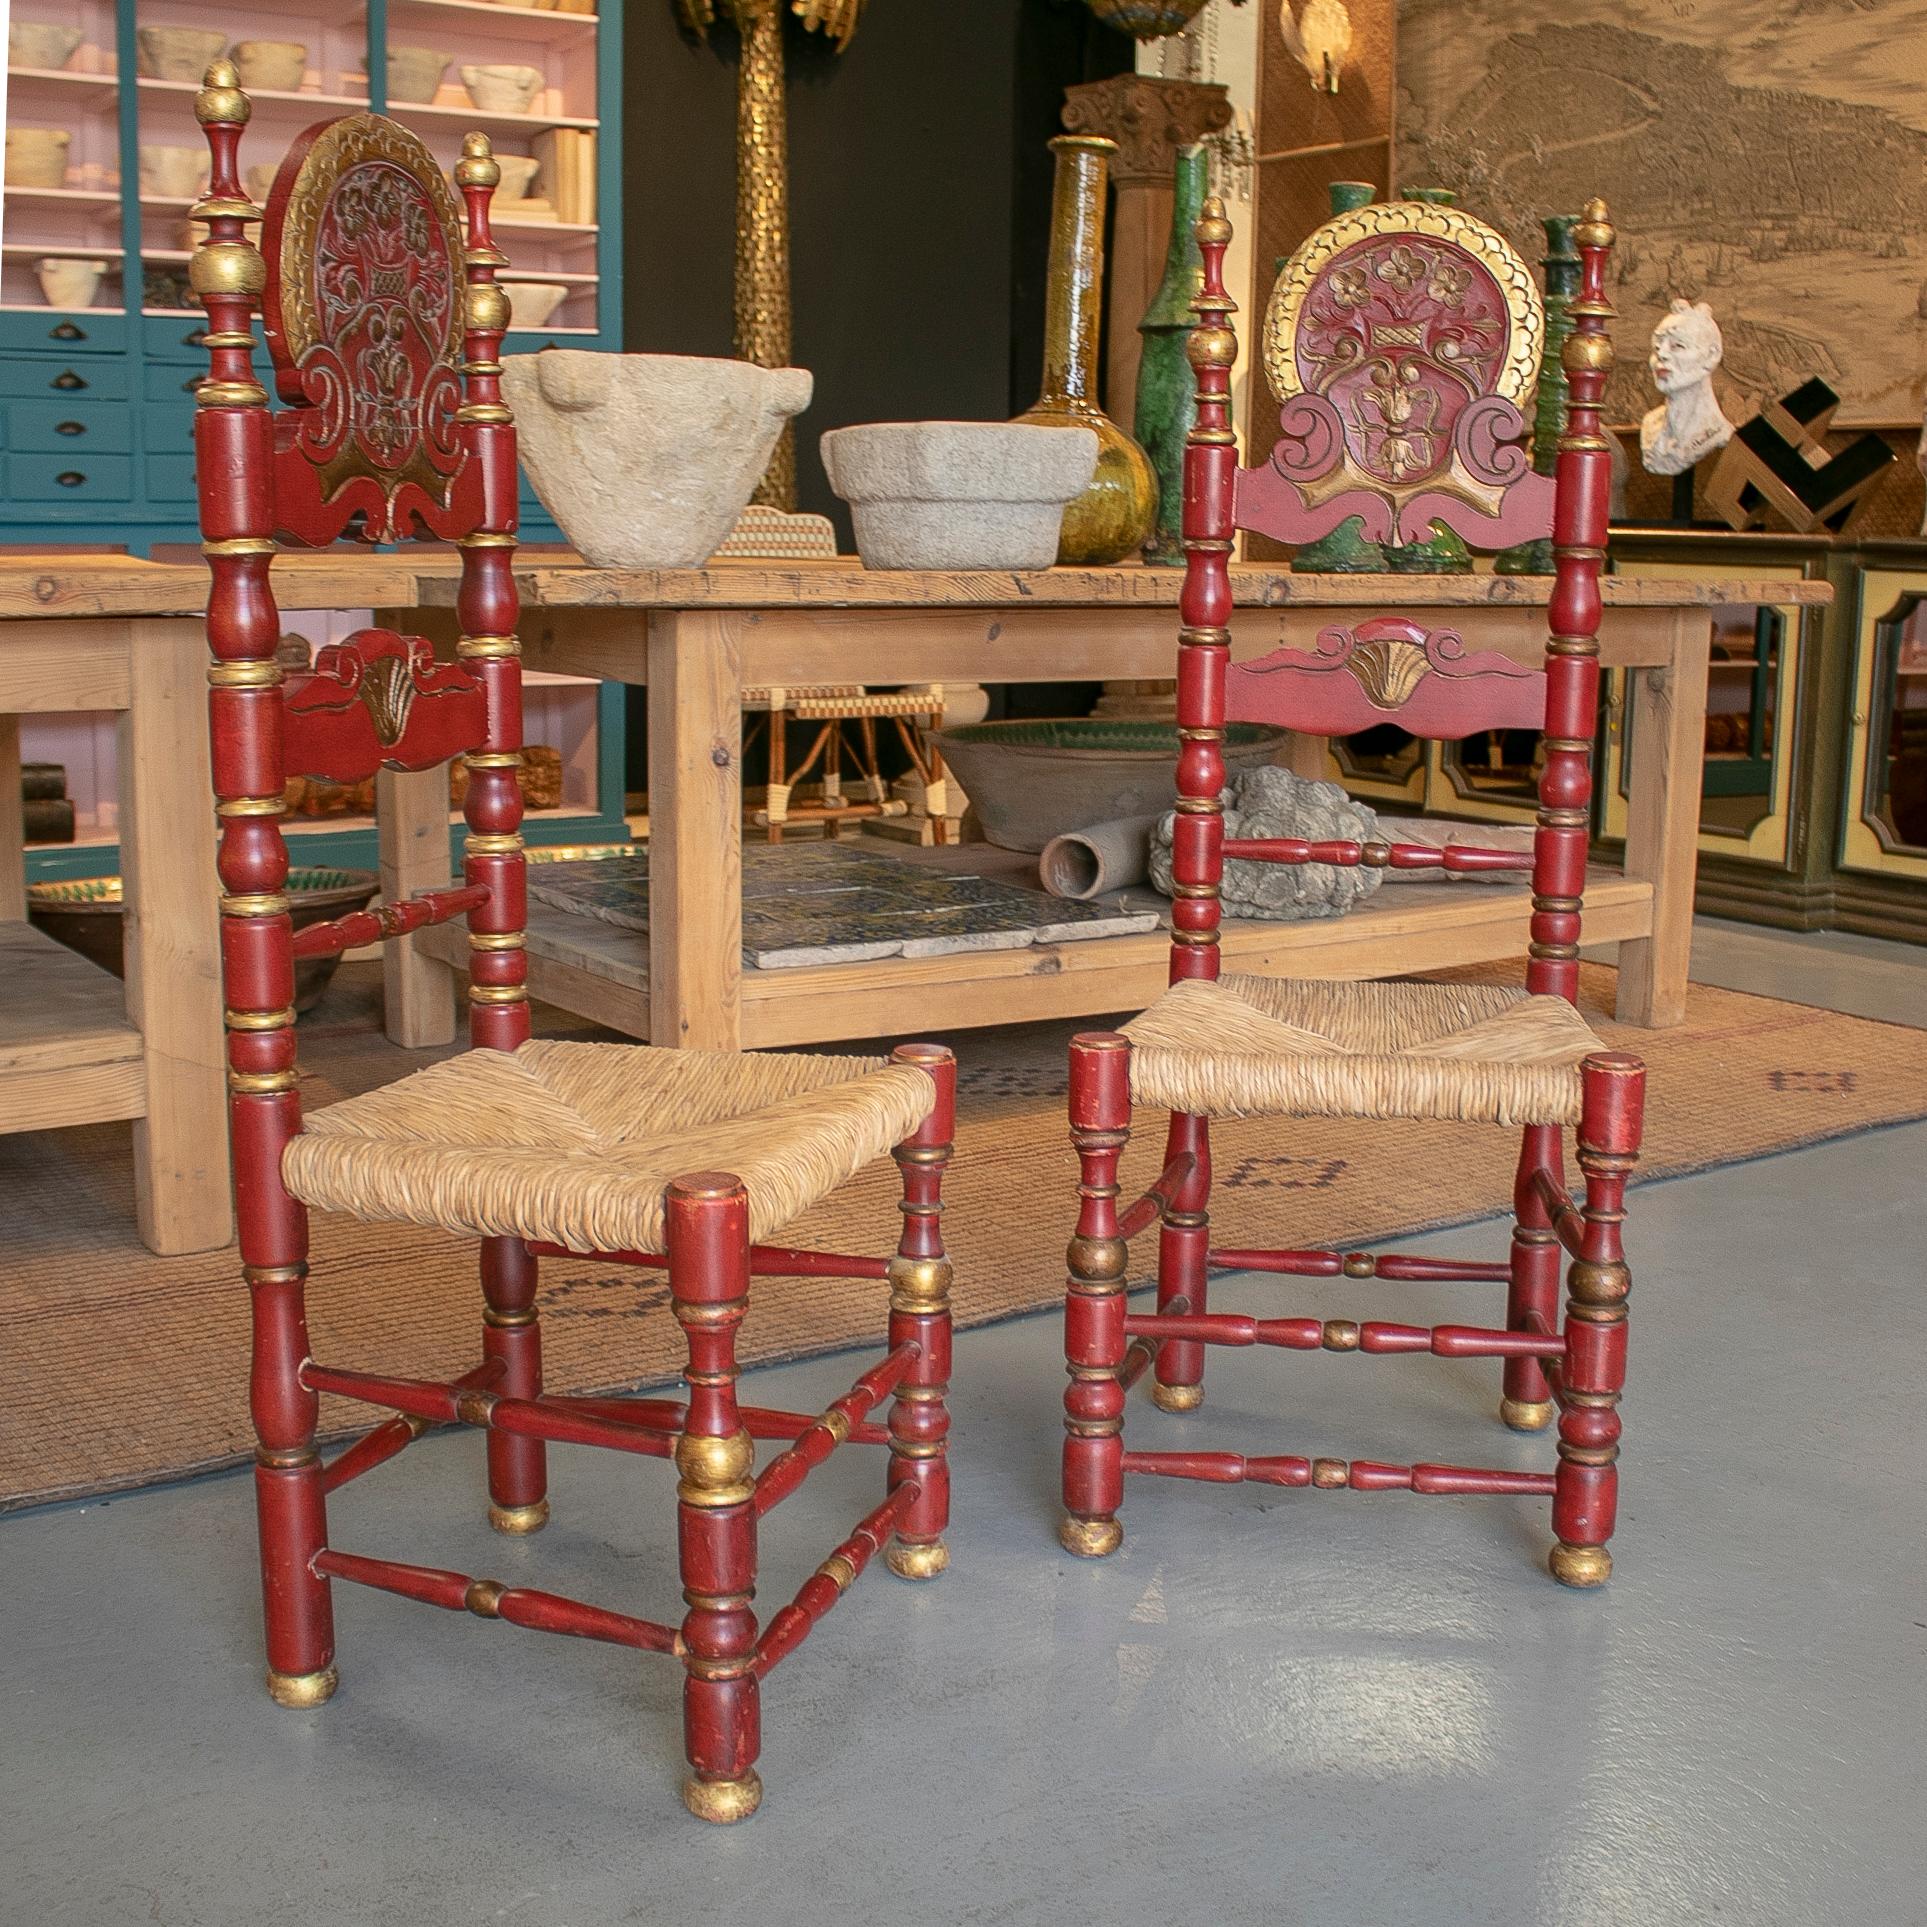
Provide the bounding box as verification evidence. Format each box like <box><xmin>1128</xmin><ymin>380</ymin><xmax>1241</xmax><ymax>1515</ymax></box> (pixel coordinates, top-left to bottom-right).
<box><xmin>5</xmin><ymin>0</ymin><xmax>629</xmax><ymax>875</ymax></box>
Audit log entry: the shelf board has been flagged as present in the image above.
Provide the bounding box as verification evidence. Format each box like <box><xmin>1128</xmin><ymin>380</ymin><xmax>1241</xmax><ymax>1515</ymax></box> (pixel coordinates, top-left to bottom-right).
<box><xmin>494</xmin><ymin>215</ymin><xmax>599</xmax><ymax>239</ymax></box>
<box><xmin>0</xmin><ymin>302</ymin><xmax>124</xmax><ymax>315</ymax></box>
<box><xmin>505</xmin><ymin>323</ymin><xmax>596</xmax><ymax>335</ymax></box>
<box><xmin>3</xmin><ymin>185</ymin><xmax>122</xmax><ymax>209</ymax></box>
<box><xmin>363</xmin><ymin>0</ymin><xmax>599</xmax><ymax>38</ymax></box>
<box><xmin>502</xmin><ymin>267</ymin><xmax>597</xmax><ymax>285</ymax></box>
<box><xmin>4</xmin><ymin>66</ymin><xmax>121</xmax><ymax>106</ymax></box>
<box><xmin>389</xmin><ymin>99</ymin><xmax>598</xmax><ymax>135</ymax></box>
<box><xmin>135</xmin><ymin>77</ymin><xmax>369</xmax><ymax>111</ymax></box>
<box><xmin>1</xmin><ymin>241</ymin><xmax>124</xmax><ymax>260</ymax></box>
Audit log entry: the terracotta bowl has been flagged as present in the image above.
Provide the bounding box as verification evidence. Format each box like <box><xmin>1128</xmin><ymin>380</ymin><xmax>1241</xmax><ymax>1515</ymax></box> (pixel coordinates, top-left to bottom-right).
<box><xmin>507</xmin><ymin>281</ymin><xmax>569</xmax><ymax>328</ymax></box>
<box><xmin>6</xmin><ymin>126</ymin><xmax>71</xmax><ymax>189</ymax></box>
<box><xmin>386</xmin><ymin>45</ymin><xmax>451</xmax><ymax>105</ymax></box>
<box><xmin>461</xmin><ymin>62</ymin><xmax>542</xmax><ymax>114</ymax></box>
<box><xmin>231</xmin><ymin>39</ymin><xmax>308</xmax><ymax>91</ymax></box>
<box><xmin>9</xmin><ymin>22</ymin><xmax>86</xmax><ymax>70</ymax></box>
<box><xmin>135</xmin><ymin>25</ymin><xmax>227</xmax><ymax>82</ymax></box>
<box><xmin>493</xmin><ymin>154</ymin><xmax>541</xmax><ymax>201</ymax></box>
<box><xmin>139</xmin><ymin>142</ymin><xmax>209</xmax><ymax>199</ymax></box>
<box><xmin>29</xmin><ymin>868</ymin><xmax>380</xmax><ymax>1013</ymax></box>
<box><xmin>935</xmin><ymin>719</ymin><xmax>1289</xmax><ymax>853</ymax></box>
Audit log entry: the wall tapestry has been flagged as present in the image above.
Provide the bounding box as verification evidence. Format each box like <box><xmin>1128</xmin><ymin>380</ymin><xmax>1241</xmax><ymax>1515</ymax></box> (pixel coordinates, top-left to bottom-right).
<box><xmin>1395</xmin><ymin>0</ymin><xmax>1927</xmax><ymax>426</ymax></box>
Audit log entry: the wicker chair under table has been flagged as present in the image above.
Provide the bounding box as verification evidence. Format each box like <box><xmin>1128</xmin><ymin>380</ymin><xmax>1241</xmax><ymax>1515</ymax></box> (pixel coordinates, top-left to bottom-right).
<box><xmin>1060</xmin><ymin>195</ymin><xmax>1646</xmax><ymax>1589</ymax></box>
<box><xmin>190</xmin><ymin>68</ymin><xmax>955</xmax><ymax>1824</ymax></box>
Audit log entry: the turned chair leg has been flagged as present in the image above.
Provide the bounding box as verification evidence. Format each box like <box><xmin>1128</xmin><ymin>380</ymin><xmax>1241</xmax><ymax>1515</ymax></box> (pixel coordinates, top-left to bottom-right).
<box><xmin>482</xmin><ymin>1236</ymin><xmax>548</xmax><ymax>1534</ymax></box>
<box><xmin>1550</xmin><ymin>1054</ymin><xmax>1644</xmax><ymax>1588</ymax></box>
<box><xmin>249</xmin><ymin>1241</ymin><xmax>338</xmax><ymax>1708</ymax></box>
<box><xmin>1502</xmin><ymin>1123</ymin><xmax>1564</xmax><ymax>1433</ymax></box>
<box><xmin>668</xmin><ymin>1175</ymin><xmax>762</xmax><ymax>1824</ymax></box>
<box><xmin>1062</xmin><ymin>1033</ymin><xmax>1131</xmax><ymax>1558</ymax></box>
<box><xmin>885</xmin><ymin>1043</ymin><xmax>956</xmax><ymax>1581</ymax></box>
<box><xmin>1152</xmin><ymin>1110</ymin><xmax>1211</xmax><ymax>1413</ymax></box>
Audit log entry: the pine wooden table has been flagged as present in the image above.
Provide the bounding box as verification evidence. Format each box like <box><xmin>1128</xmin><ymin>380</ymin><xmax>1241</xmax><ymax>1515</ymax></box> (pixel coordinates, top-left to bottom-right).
<box><xmin>404</xmin><ymin>559</ymin><xmax>1833</xmax><ymax>1053</ymax></box>
<box><xmin>0</xmin><ymin>552</ymin><xmax>429</xmax><ymax>1254</ymax></box>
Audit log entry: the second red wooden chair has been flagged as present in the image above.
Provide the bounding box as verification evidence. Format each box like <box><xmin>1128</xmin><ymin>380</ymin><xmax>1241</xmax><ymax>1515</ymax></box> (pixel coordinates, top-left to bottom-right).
<box><xmin>1060</xmin><ymin>196</ymin><xmax>1645</xmax><ymax>1590</ymax></box>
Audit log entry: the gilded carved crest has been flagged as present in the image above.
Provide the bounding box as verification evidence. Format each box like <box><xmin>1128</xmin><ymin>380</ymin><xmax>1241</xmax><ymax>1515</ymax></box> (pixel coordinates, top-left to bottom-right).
<box><xmin>1258</xmin><ymin>202</ymin><xmax>1543</xmax><ymax>530</ymax></box>
<box><xmin>261</xmin><ymin>115</ymin><xmax>468</xmax><ymax>529</ymax></box>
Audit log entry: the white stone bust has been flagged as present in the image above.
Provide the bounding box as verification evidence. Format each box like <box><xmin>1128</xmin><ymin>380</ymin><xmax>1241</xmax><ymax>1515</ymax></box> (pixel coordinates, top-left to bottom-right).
<box><xmin>1639</xmin><ymin>298</ymin><xmax>1736</xmax><ymax>476</ymax></box>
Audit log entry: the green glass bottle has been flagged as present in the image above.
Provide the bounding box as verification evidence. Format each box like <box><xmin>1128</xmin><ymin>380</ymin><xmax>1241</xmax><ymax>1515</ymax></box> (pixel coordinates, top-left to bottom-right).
<box><xmin>1134</xmin><ymin>144</ymin><xmax>1210</xmax><ymax>567</ymax></box>
<box><xmin>1496</xmin><ymin>213</ymin><xmax>1581</xmax><ymax>576</ymax></box>
<box><xmin>1291</xmin><ymin>181</ymin><xmax>1387</xmax><ymax>575</ymax></box>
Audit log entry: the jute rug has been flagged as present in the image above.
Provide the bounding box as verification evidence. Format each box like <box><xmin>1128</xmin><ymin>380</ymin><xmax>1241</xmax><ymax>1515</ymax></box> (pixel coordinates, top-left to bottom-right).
<box><xmin>5</xmin><ymin>960</ymin><xmax>1923</xmax><ymax>1512</ymax></box>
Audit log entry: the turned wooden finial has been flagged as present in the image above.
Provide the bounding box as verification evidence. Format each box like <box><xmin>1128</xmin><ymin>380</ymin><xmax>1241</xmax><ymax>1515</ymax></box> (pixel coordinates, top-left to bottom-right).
<box><xmin>196</xmin><ymin>58</ymin><xmax>249</xmax><ymax>127</ymax></box>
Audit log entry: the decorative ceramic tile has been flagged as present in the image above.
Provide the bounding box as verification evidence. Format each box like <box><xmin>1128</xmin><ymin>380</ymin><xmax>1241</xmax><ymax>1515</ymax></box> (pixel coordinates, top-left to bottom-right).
<box><xmin>525</xmin><ymin>845</ymin><xmax>1160</xmax><ymax>971</ymax></box>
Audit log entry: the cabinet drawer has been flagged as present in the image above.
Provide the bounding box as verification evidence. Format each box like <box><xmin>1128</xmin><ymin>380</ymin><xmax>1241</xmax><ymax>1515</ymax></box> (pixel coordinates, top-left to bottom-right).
<box><xmin>0</xmin><ymin>311</ymin><xmax>128</xmax><ymax>358</ymax></box>
<box><xmin>3</xmin><ymin>452</ymin><xmax>134</xmax><ymax>502</ymax></box>
<box><xmin>140</xmin><ymin>399</ymin><xmax>199</xmax><ymax>452</ymax></box>
<box><xmin>143</xmin><ymin>358</ymin><xmax>215</xmax><ymax>403</ymax></box>
<box><xmin>7</xmin><ymin>401</ymin><xmax>134</xmax><ymax>454</ymax></box>
<box><xmin>145</xmin><ymin>452</ymin><xmax>198</xmax><ymax>501</ymax></box>
<box><xmin>0</xmin><ymin>357</ymin><xmax>132</xmax><ymax>401</ymax></box>
<box><xmin>142</xmin><ymin>315</ymin><xmax>218</xmax><ymax>365</ymax></box>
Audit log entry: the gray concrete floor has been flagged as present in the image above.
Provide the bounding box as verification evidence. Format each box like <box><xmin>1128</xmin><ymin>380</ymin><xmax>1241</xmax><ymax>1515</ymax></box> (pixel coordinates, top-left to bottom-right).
<box><xmin>3</xmin><ymin>921</ymin><xmax>1924</xmax><ymax>1927</ymax></box>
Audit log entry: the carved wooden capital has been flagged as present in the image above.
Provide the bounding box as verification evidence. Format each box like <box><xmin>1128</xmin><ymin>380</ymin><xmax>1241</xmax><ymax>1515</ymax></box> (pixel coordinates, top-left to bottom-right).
<box><xmin>1061</xmin><ymin>75</ymin><xmax>1231</xmax><ymax>190</ymax></box>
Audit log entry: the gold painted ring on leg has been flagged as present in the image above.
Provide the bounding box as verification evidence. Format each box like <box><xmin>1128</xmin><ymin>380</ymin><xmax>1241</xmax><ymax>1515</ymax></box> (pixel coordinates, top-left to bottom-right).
<box><xmin>488</xmin><ymin>1497</ymin><xmax>551</xmax><ymax>1535</ymax></box>
<box><xmin>885</xmin><ymin>1536</ymin><xmax>949</xmax><ymax>1581</ymax></box>
<box><xmin>1548</xmin><ymin>1541</ymin><xmax>1612</xmax><ymax>1588</ymax></box>
<box><xmin>1500</xmin><ymin>1396</ymin><xmax>1555</xmax><ymax>1433</ymax></box>
<box><xmin>1151</xmin><ymin>1381</ymin><xmax>1202</xmax><ymax>1414</ymax></box>
<box><xmin>1059</xmin><ymin>1513</ymin><xmax>1122</xmax><ymax>1558</ymax></box>
<box><xmin>266</xmin><ymin>1664</ymin><xmax>339</xmax><ymax>1709</ymax></box>
<box><xmin>682</xmin><ymin>1770</ymin><xmax>763</xmax><ymax>1824</ymax></box>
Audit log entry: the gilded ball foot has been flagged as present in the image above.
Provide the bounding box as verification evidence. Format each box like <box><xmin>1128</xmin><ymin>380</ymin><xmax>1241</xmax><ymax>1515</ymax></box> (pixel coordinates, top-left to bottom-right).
<box><xmin>1500</xmin><ymin>1396</ymin><xmax>1555</xmax><ymax>1433</ymax></box>
<box><xmin>1150</xmin><ymin>1381</ymin><xmax>1203</xmax><ymax>1414</ymax></box>
<box><xmin>266</xmin><ymin>1663</ymin><xmax>338</xmax><ymax>1709</ymax></box>
<box><xmin>1058</xmin><ymin>1513</ymin><xmax>1122</xmax><ymax>1558</ymax></box>
<box><xmin>488</xmin><ymin>1497</ymin><xmax>551</xmax><ymax>1536</ymax></box>
<box><xmin>682</xmin><ymin>1770</ymin><xmax>763</xmax><ymax>1825</ymax></box>
<box><xmin>1548</xmin><ymin>1541</ymin><xmax>1612</xmax><ymax>1588</ymax></box>
<box><xmin>885</xmin><ymin>1537</ymin><xmax>949</xmax><ymax>1582</ymax></box>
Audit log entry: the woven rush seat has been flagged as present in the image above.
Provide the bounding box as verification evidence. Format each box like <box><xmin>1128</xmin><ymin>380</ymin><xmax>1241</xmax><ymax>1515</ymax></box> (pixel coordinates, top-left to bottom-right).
<box><xmin>283</xmin><ymin>1040</ymin><xmax>937</xmax><ymax>1252</ymax></box>
<box><xmin>1123</xmin><ymin>975</ymin><xmax>1601</xmax><ymax>1127</ymax></box>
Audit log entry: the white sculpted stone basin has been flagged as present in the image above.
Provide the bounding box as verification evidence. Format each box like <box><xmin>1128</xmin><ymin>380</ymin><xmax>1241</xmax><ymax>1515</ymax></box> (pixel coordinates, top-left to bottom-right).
<box><xmin>820</xmin><ymin>420</ymin><xmax>1098</xmax><ymax>570</ymax></box>
<box><xmin>501</xmin><ymin>352</ymin><xmax>813</xmax><ymax>569</ymax></box>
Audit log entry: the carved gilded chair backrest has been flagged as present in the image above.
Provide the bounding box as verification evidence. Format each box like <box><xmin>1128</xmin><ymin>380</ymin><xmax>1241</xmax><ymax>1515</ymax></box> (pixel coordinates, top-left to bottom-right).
<box><xmin>257</xmin><ymin>111</ymin><xmax>485</xmax><ymax>548</ymax></box>
<box><xmin>1237</xmin><ymin>200</ymin><xmax>1554</xmax><ymax>554</ymax></box>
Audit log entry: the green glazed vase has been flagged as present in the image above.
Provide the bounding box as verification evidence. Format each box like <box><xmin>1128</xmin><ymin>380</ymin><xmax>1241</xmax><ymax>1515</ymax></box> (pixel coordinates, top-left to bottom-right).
<box><xmin>1133</xmin><ymin>144</ymin><xmax>1210</xmax><ymax>567</ymax></box>
<box><xmin>1496</xmin><ymin>213</ymin><xmax>1582</xmax><ymax>576</ymax></box>
<box><xmin>1015</xmin><ymin>134</ymin><xmax>1158</xmax><ymax>567</ymax></box>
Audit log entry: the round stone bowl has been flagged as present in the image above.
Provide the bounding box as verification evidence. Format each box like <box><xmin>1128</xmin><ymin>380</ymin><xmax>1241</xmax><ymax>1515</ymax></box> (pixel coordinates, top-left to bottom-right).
<box><xmin>820</xmin><ymin>420</ymin><xmax>1099</xmax><ymax>571</ymax></box>
<box><xmin>935</xmin><ymin>719</ymin><xmax>1289</xmax><ymax>853</ymax></box>
<box><xmin>9</xmin><ymin>22</ymin><xmax>85</xmax><ymax>70</ymax></box>
<box><xmin>501</xmin><ymin>351</ymin><xmax>813</xmax><ymax>568</ymax></box>
<box><xmin>135</xmin><ymin>24</ymin><xmax>227</xmax><ymax>81</ymax></box>
<box><xmin>29</xmin><ymin>867</ymin><xmax>378</xmax><ymax>1013</ymax></box>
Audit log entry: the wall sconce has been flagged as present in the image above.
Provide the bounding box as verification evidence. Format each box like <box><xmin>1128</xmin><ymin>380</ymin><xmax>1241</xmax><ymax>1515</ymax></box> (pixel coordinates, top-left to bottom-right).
<box><xmin>1279</xmin><ymin>0</ymin><xmax>1353</xmax><ymax>93</ymax></box>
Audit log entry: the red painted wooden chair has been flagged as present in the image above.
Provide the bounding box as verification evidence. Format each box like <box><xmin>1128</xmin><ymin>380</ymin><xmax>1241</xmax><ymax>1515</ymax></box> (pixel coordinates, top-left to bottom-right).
<box><xmin>191</xmin><ymin>65</ymin><xmax>955</xmax><ymax>1824</ymax></box>
<box><xmin>1061</xmin><ymin>197</ymin><xmax>1646</xmax><ymax>1589</ymax></box>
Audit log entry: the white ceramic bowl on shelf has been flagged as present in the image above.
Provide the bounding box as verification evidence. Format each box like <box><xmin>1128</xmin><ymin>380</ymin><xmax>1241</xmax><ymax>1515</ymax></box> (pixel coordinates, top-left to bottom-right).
<box><xmin>820</xmin><ymin>420</ymin><xmax>1101</xmax><ymax>570</ymax></box>
<box><xmin>139</xmin><ymin>143</ymin><xmax>209</xmax><ymax>200</ymax></box>
<box><xmin>37</xmin><ymin>257</ymin><xmax>109</xmax><ymax>308</ymax></box>
<box><xmin>135</xmin><ymin>25</ymin><xmax>227</xmax><ymax>82</ymax></box>
<box><xmin>5</xmin><ymin>127</ymin><xmax>71</xmax><ymax>188</ymax></box>
<box><xmin>501</xmin><ymin>351</ymin><xmax>814</xmax><ymax>568</ymax></box>
<box><xmin>386</xmin><ymin>46</ymin><xmax>451</xmax><ymax>105</ymax></box>
<box><xmin>231</xmin><ymin>40</ymin><xmax>307</xmax><ymax>91</ymax></box>
<box><xmin>505</xmin><ymin>281</ymin><xmax>570</xmax><ymax>328</ymax></box>
<box><xmin>461</xmin><ymin>63</ymin><xmax>543</xmax><ymax>114</ymax></box>
<box><xmin>492</xmin><ymin>155</ymin><xmax>541</xmax><ymax>202</ymax></box>
<box><xmin>8</xmin><ymin>22</ymin><xmax>86</xmax><ymax>70</ymax></box>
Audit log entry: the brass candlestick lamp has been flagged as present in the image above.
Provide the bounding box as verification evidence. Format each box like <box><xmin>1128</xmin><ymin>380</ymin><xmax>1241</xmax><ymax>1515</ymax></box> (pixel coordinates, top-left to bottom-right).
<box><xmin>675</xmin><ymin>0</ymin><xmax>865</xmax><ymax>509</ymax></box>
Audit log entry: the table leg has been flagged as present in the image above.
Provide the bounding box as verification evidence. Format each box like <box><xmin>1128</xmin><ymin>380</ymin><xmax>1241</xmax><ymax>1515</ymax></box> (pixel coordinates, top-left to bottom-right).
<box><xmin>647</xmin><ymin>611</ymin><xmax>743</xmax><ymax>1050</ymax></box>
<box><xmin>0</xmin><ymin>715</ymin><xmax>24</xmax><ymax>921</ymax></box>
<box><xmin>121</xmin><ymin>619</ymin><xmax>231</xmax><ymax>1254</ymax></box>
<box><xmin>1615</xmin><ymin>611</ymin><xmax>1710</xmax><ymax>1027</ymax></box>
<box><xmin>377</xmin><ymin>762</ymin><xmax>458</xmax><ymax>1047</ymax></box>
